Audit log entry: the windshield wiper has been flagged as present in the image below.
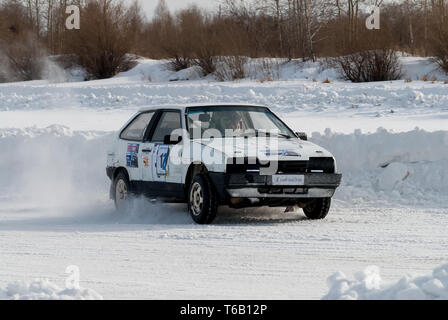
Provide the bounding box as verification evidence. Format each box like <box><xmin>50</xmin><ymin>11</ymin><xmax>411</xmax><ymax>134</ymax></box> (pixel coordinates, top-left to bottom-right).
<box><xmin>226</xmin><ymin>130</ymin><xmax>294</xmax><ymax>139</ymax></box>
<box><xmin>275</xmin><ymin>132</ymin><xmax>294</xmax><ymax>139</ymax></box>
<box><xmin>250</xmin><ymin>130</ymin><xmax>294</xmax><ymax>139</ymax></box>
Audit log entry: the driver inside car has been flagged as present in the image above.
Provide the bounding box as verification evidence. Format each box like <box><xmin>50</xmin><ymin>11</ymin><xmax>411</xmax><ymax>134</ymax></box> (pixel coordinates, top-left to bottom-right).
<box><xmin>211</xmin><ymin>112</ymin><xmax>244</xmax><ymax>136</ymax></box>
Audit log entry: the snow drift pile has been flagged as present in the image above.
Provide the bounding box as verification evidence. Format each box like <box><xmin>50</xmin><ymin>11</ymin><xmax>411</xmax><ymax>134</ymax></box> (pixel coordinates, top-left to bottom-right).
<box><xmin>311</xmin><ymin>128</ymin><xmax>448</xmax><ymax>206</ymax></box>
<box><xmin>323</xmin><ymin>264</ymin><xmax>448</xmax><ymax>300</ymax></box>
<box><xmin>1</xmin><ymin>125</ymin><xmax>447</xmax><ymax>209</ymax></box>
<box><xmin>0</xmin><ymin>279</ymin><xmax>103</xmax><ymax>300</ymax></box>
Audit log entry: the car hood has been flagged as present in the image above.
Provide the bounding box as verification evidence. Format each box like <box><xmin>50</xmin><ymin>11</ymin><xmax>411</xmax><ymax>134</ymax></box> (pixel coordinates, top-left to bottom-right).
<box><xmin>192</xmin><ymin>137</ymin><xmax>334</xmax><ymax>161</ymax></box>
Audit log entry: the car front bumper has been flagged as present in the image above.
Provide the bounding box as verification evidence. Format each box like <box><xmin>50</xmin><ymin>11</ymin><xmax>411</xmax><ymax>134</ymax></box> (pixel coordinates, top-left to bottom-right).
<box><xmin>226</xmin><ymin>187</ymin><xmax>336</xmax><ymax>198</ymax></box>
<box><xmin>209</xmin><ymin>172</ymin><xmax>342</xmax><ymax>200</ymax></box>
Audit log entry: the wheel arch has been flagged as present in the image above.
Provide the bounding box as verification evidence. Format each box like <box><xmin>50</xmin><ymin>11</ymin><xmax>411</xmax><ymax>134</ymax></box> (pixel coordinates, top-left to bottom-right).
<box><xmin>113</xmin><ymin>167</ymin><xmax>129</xmax><ymax>181</ymax></box>
<box><xmin>184</xmin><ymin>162</ymin><xmax>209</xmax><ymax>197</ymax></box>
<box><xmin>110</xmin><ymin>167</ymin><xmax>130</xmax><ymax>200</ymax></box>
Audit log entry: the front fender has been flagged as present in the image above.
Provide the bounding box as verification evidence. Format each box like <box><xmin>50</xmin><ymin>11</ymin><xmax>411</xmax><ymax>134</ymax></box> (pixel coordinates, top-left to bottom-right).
<box><xmin>183</xmin><ymin>142</ymin><xmax>227</xmax><ymax>174</ymax></box>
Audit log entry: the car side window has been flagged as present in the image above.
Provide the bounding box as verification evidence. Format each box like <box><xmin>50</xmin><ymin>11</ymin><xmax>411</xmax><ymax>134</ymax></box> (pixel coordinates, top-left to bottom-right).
<box><xmin>151</xmin><ymin>111</ymin><xmax>182</xmax><ymax>142</ymax></box>
<box><xmin>120</xmin><ymin>112</ymin><xmax>154</xmax><ymax>141</ymax></box>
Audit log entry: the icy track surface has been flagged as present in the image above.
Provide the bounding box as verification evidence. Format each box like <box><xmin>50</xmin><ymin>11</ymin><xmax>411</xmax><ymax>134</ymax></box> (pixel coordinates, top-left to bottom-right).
<box><xmin>1</xmin><ymin>203</ymin><xmax>447</xmax><ymax>299</ymax></box>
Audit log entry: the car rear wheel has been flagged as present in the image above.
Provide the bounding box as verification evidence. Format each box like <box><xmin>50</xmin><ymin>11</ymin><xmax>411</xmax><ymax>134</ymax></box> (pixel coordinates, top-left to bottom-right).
<box><xmin>114</xmin><ymin>171</ymin><xmax>132</xmax><ymax>213</ymax></box>
<box><xmin>188</xmin><ymin>174</ymin><xmax>218</xmax><ymax>224</ymax></box>
<box><xmin>303</xmin><ymin>198</ymin><xmax>331</xmax><ymax>220</ymax></box>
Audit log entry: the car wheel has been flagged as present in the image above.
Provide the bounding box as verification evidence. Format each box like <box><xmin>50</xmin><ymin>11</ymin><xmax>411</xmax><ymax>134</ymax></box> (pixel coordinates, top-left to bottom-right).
<box><xmin>114</xmin><ymin>171</ymin><xmax>132</xmax><ymax>213</ymax></box>
<box><xmin>188</xmin><ymin>174</ymin><xmax>218</xmax><ymax>224</ymax></box>
<box><xmin>303</xmin><ymin>198</ymin><xmax>331</xmax><ymax>220</ymax></box>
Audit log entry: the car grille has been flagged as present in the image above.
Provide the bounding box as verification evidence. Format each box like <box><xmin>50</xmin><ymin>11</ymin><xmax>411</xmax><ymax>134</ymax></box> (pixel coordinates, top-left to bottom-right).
<box><xmin>226</xmin><ymin>157</ymin><xmax>335</xmax><ymax>174</ymax></box>
<box><xmin>258</xmin><ymin>187</ymin><xmax>308</xmax><ymax>194</ymax></box>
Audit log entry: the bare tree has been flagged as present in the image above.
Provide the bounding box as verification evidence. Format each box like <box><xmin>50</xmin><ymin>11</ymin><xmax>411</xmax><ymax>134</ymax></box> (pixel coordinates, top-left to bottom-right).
<box><xmin>430</xmin><ymin>0</ymin><xmax>448</xmax><ymax>73</ymax></box>
<box><xmin>0</xmin><ymin>0</ymin><xmax>46</xmax><ymax>81</ymax></box>
<box><xmin>66</xmin><ymin>0</ymin><xmax>143</xmax><ymax>79</ymax></box>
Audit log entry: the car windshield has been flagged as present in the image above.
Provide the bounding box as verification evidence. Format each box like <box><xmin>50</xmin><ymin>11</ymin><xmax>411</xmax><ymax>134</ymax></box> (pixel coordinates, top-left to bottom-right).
<box><xmin>186</xmin><ymin>106</ymin><xmax>295</xmax><ymax>139</ymax></box>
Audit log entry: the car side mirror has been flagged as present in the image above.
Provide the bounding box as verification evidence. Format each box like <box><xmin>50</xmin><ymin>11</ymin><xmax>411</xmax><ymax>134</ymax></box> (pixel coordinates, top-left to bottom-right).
<box><xmin>163</xmin><ymin>135</ymin><xmax>182</xmax><ymax>145</ymax></box>
<box><xmin>296</xmin><ymin>132</ymin><xmax>308</xmax><ymax>141</ymax></box>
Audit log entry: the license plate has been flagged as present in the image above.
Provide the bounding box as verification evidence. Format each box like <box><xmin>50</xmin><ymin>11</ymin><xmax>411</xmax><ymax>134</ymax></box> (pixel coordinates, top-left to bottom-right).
<box><xmin>271</xmin><ymin>175</ymin><xmax>305</xmax><ymax>186</ymax></box>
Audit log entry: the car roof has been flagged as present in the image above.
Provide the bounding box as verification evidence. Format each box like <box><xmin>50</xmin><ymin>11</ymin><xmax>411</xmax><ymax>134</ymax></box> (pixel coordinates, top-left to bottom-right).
<box><xmin>138</xmin><ymin>103</ymin><xmax>268</xmax><ymax>113</ymax></box>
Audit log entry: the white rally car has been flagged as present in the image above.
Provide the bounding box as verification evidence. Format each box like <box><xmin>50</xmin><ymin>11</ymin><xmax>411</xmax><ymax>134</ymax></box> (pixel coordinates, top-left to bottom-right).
<box><xmin>106</xmin><ymin>104</ymin><xmax>342</xmax><ymax>224</ymax></box>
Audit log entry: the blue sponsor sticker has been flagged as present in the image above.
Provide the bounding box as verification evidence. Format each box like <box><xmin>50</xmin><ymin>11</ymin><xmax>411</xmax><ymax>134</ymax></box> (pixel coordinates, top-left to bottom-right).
<box><xmin>126</xmin><ymin>143</ymin><xmax>140</xmax><ymax>168</ymax></box>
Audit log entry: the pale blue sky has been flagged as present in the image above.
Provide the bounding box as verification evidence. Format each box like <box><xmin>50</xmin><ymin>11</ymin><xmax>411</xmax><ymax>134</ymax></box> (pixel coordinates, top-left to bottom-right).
<box><xmin>134</xmin><ymin>0</ymin><xmax>219</xmax><ymax>18</ymax></box>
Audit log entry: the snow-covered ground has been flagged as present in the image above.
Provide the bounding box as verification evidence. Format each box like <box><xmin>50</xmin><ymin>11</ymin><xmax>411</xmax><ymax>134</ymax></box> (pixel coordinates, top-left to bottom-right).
<box><xmin>0</xmin><ymin>56</ymin><xmax>447</xmax><ymax>299</ymax></box>
<box><xmin>1</xmin><ymin>56</ymin><xmax>447</xmax><ymax>134</ymax></box>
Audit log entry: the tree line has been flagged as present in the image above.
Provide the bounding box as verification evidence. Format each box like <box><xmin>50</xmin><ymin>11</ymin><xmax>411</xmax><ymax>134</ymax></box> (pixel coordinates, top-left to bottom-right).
<box><xmin>1</xmin><ymin>0</ymin><xmax>448</xmax><ymax>81</ymax></box>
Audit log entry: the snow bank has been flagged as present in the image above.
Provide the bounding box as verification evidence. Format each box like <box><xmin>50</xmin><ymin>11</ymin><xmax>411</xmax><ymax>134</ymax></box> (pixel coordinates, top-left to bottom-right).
<box><xmin>115</xmin><ymin>58</ymin><xmax>203</xmax><ymax>82</ymax></box>
<box><xmin>400</xmin><ymin>56</ymin><xmax>444</xmax><ymax>81</ymax></box>
<box><xmin>2</xmin><ymin>56</ymin><xmax>447</xmax><ymax>122</ymax></box>
<box><xmin>323</xmin><ymin>264</ymin><xmax>448</xmax><ymax>300</ymax></box>
<box><xmin>117</xmin><ymin>56</ymin><xmax>445</xmax><ymax>83</ymax></box>
<box><xmin>0</xmin><ymin>279</ymin><xmax>102</xmax><ymax>300</ymax></box>
<box><xmin>2</xmin><ymin>55</ymin><xmax>443</xmax><ymax>85</ymax></box>
<box><xmin>311</xmin><ymin>128</ymin><xmax>448</xmax><ymax>206</ymax></box>
<box><xmin>2</xmin><ymin>75</ymin><xmax>448</xmax><ymax>119</ymax></box>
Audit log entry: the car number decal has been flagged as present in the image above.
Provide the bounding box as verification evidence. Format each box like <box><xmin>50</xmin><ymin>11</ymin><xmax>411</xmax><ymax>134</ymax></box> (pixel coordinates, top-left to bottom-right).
<box><xmin>155</xmin><ymin>144</ymin><xmax>170</xmax><ymax>177</ymax></box>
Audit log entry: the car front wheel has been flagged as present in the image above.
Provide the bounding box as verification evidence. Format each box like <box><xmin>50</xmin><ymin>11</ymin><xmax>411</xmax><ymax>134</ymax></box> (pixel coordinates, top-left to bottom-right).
<box><xmin>303</xmin><ymin>198</ymin><xmax>331</xmax><ymax>220</ymax></box>
<box><xmin>188</xmin><ymin>174</ymin><xmax>218</xmax><ymax>224</ymax></box>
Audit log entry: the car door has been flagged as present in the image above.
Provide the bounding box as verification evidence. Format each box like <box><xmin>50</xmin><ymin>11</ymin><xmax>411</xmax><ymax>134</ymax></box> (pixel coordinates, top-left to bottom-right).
<box><xmin>139</xmin><ymin>112</ymin><xmax>159</xmax><ymax>182</ymax></box>
<box><xmin>143</xmin><ymin>110</ymin><xmax>183</xmax><ymax>184</ymax></box>
<box><xmin>118</xmin><ymin>111</ymin><xmax>155</xmax><ymax>181</ymax></box>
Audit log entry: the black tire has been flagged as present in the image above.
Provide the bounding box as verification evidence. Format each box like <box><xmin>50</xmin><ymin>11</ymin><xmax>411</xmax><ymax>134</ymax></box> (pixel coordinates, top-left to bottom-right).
<box><xmin>113</xmin><ymin>171</ymin><xmax>133</xmax><ymax>213</ymax></box>
<box><xmin>188</xmin><ymin>174</ymin><xmax>218</xmax><ymax>224</ymax></box>
<box><xmin>303</xmin><ymin>198</ymin><xmax>331</xmax><ymax>220</ymax></box>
